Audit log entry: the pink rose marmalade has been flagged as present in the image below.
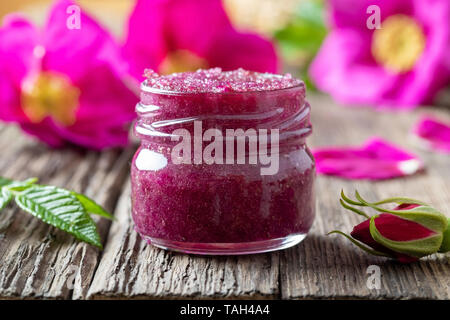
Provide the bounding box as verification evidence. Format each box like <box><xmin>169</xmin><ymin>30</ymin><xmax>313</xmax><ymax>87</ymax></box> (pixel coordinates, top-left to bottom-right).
<box><xmin>131</xmin><ymin>68</ymin><xmax>315</xmax><ymax>254</ymax></box>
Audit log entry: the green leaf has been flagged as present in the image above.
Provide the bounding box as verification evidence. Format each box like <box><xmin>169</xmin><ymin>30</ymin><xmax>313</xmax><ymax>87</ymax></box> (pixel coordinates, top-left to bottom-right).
<box><xmin>5</xmin><ymin>178</ymin><xmax>38</xmax><ymax>192</ymax></box>
<box><xmin>0</xmin><ymin>177</ymin><xmax>13</xmax><ymax>187</ymax></box>
<box><xmin>0</xmin><ymin>177</ymin><xmax>14</xmax><ymax>211</ymax></box>
<box><xmin>0</xmin><ymin>188</ymin><xmax>12</xmax><ymax>211</ymax></box>
<box><xmin>274</xmin><ymin>0</ymin><xmax>327</xmax><ymax>55</ymax></box>
<box><xmin>14</xmin><ymin>185</ymin><xmax>102</xmax><ymax>248</ymax></box>
<box><xmin>72</xmin><ymin>192</ymin><xmax>115</xmax><ymax>220</ymax></box>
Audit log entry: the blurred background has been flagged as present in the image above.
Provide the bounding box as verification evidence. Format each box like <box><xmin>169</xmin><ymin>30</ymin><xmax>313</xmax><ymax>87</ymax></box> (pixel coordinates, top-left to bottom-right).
<box><xmin>0</xmin><ymin>0</ymin><xmax>325</xmax><ymax>83</ymax></box>
<box><xmin>0</xmin><ymin>0</ymin><xmax>133</xmax><ymax>37</ymax></box>
<box><xmin>0</xmin><ymin>0</ymin><xmax>449</xmax><ymax>150</ymax></box>
<box><xmin>2</xmin><ymin>0</ymin><xmax>447</xmax><ymax>98</ymax></box>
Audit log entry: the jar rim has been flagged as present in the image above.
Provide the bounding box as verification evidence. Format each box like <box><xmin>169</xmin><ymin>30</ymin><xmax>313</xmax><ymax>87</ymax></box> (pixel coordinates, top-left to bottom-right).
<box><xmin>140</xmin><ymin>75</ymin><xmax>305</xmax><ymax>96</ymax></box>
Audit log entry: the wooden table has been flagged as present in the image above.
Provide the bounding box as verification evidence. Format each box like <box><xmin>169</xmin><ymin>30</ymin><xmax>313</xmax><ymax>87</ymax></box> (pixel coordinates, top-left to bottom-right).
<box><xmin>0</xmin><ymin>94</ymin><xmax>448</xmax><ymax>300</ymax></box>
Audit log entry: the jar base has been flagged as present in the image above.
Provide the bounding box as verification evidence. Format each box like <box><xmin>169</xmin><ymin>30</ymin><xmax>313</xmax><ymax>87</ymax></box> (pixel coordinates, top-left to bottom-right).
<box><xmin>141</xmin><ymin>234</ymin><xmax>308</xmax><ymax>255</ymax></box>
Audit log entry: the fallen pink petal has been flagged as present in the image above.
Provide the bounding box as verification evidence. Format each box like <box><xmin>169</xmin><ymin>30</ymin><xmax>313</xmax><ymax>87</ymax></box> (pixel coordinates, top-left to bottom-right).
<box><xmin>312</xmin><ymin>138</ymin><xmax>424</xmax><ymax>180</ymax></box>
<box><xmin>412</xmin><ymin>116</ymin><xmax>450</xmax><ymax>153</ymax></box>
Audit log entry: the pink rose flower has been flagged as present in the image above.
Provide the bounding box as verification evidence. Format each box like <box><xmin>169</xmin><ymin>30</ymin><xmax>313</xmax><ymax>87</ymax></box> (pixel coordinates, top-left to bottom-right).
<box><xmin>0</xmin><ymin>0</ymin><xmax>138</xmax><ymax>149</ymax></box>
<box><xmin>123</xmin><ymin>0</ymin><xmax>279</xmax><ymax>80</ymax></box>
<box><xmin>309</xmin><ymin>0</ymin><xmax>450</xmax><ymax>109</ymax></box>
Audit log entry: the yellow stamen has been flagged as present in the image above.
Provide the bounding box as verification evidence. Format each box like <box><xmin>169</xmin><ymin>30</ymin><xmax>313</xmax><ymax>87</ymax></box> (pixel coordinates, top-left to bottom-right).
<box><xmin>159</xmin><ymin>50</ymin><xmax>208</xmax><ymax>74</ymax></box>
<box><xmin>21</xmin><ymin>72</ymin><xmax>80</xmax><ymax>126</ymax></box>
<box><xmin>372</xmin><ymin>14</ymin><xmax>426</xmax><ymax>73</ymax></box>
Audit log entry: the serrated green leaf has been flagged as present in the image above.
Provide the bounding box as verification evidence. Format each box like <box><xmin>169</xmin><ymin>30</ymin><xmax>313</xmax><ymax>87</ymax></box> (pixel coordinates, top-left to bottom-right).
<box><xmin>0</xmin><ymin>177</ymin><xmax>13</xmax><ymax>187</ymax></box>
<box><xmin>0</xmin><ymin>176</ymin><xmax>38</xmax><ymax>193</ymax></box>
<box><xmin>0</xmin><ymin>188</ymin><xmax>12</xmax><ymax>211</ymax></box>
<box><xmin>5</xmin><ymin>181</ymin><xmax>33</xmax><ymax>192</ymax></box>
<box><xmin>14</xmin><ymin>185</ymin><xmax>102</xmax><ymax>248</ymax></box>
<box><xmin>72</xmin><ymin>192</ymin><xmax>115</xmax><ymax>220</ymax></box>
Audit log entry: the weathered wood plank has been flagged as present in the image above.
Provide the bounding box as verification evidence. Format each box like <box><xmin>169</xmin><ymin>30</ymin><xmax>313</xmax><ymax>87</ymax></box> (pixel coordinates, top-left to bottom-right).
<box><xmin>0</xmin><ymin>126</ymin><xmax>133</xmax><ymax>299</ymax></box>
<box><xmin>87</xmin><ymin>180</ymin><xmax>280</xmax><ymax>299</ymax></box>
<box><xmin>280</xmin><ymin>95</ymin><xmax>450</xmax><ymax>299</ymax></box>
<box><xmin>88</xmin><ymin>94</ymin><xmax>449</xmax><ymax>300</ymax></box>
<box><xmin>1</xmin><ymin>93</ymin><xmax>448</xmax><ymax>299</ymax></box>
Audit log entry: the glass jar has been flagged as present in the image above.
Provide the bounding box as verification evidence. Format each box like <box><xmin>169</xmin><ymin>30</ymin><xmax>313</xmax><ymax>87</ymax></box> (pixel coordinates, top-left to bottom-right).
<box><xmin>131</xmin><ymin>72</ymin><xmax>315</xmax><ymax>255</ymax></box>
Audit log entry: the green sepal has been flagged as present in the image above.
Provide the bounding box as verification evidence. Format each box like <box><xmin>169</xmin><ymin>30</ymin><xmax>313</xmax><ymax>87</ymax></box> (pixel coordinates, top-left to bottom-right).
<box><xmin>369</xmin><ymin>215</ymin><xmax>443</xmax><ymax>258</ymax></box>
<box><xmin>327</xmin><ymin>230</ymin><xmax>392</xmax><ymax>258</ymax></box>
<box><xmin>339</xmin><ymin>199</ymin><xmax>370</xmax><ymax>218</ymax></box>
<box><xmin>372</xmin><ymin>197</ymin><xmax>429</xmax><ymax>206</ymax></box>
<box><xmin>439</xmin><ymin>219</ymin><xmax>450</xmax><ymax>253</ymax></box>
<box><xmin>356</xmin><ymin>191</ymin><xmax>448</xmax><ymax>234</ymax></box>
<box><xmin>342</xmin><ymin>190</ymin><xmax>428</xmax><ymax>208</ymax></box>
<box><xmin>341</xmin><ymin>189</ymin><xmax>365</xmax><ymax>206</ymax></box>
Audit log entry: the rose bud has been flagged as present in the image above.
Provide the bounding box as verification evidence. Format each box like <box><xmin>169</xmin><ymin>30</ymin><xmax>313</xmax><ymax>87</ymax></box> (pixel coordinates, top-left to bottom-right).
<box><xmin>329</xmin><ymin>191</ymin><xmax>450</xmax><ymax>263</ymax></box>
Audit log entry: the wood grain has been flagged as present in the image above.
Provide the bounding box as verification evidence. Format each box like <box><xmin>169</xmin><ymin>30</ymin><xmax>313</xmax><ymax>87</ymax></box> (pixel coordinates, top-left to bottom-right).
<box><xmin>0</xmin><ymin>126</ymin><xmax>133</xmax><ymax>299</ymax></box>
<box><xmin>0</xmin><ymin>94</ymin><xmax>449</xmax><ymax>299</ymax></box>
<box><xmin>280</xmin><ymin>95</ymin><xmax>450</xmax><ymax>299</ymax></box>
<box><xmin>87</xmin><ymin>180</ymin><xmax>280</xmax><ymax>299</ymax></box>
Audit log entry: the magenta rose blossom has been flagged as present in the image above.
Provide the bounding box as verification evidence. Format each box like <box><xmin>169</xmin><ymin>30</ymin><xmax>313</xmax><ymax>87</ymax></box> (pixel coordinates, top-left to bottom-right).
<box><xmin>0</xmin><ymin>0</ymin><xmax>137</xmax><ymax>149</ymax></box>
<box><xmin>309</xmin><ymin>0</ymin><xmax>450</xmax><ymax>108</ymax></box>
<box><xmin>123</xmin><ymin>0</ymin><xmax>279</xmax><ymax>80</ymax></box>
